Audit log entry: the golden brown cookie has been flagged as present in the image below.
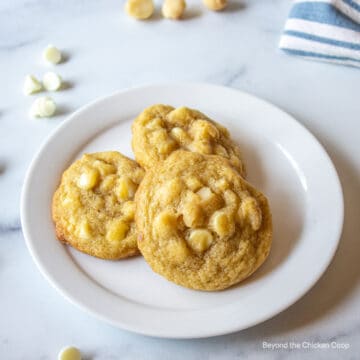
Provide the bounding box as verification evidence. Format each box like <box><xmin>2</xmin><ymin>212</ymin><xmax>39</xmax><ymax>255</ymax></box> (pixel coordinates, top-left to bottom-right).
<box><xmin>131</xmin><ymin>104</ymin><xmax>246</xmax><ymax>176</ymax></box>
<box><xmin>136</xmin><ymin>150</ymin><xmax>272</xmax><ymax>291</ymax></box>
<box><xmin>52</xmin><ymin>151</ymin><xmax>144</xmax><ymax>260</ymax></box>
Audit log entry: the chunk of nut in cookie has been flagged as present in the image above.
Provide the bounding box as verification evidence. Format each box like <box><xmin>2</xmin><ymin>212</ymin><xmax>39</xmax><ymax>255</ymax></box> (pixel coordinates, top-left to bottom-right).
<box><xmin>77</xmin><ymin>168</ymin><xmax>99</xmax><ymax>190</ymax></box>
<box><xmin>238</xmin><ymin>197</ymin><xmax>262</xmax><ymax>231</ymax></box>
<box><xmin>187</xmin><ymin>229</ymin><xmax>213</xmax><ymax>253</ymax></box>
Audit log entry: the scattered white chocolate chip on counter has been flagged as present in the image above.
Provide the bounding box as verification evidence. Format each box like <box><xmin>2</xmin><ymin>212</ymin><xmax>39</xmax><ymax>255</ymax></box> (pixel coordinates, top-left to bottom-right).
<box><xmin>29</xmin><ymin>96</ymin><xmax>57</xmax><ymax>118</ymax></box>
<box><xmin>203</xmin><ymin>0</ymin><xmax>227</xmax><ymax>11</ymax></box>
<box><xmin>125</xmin><ymin>0</ymin><xmax>154</xmax><ymax>19</ymax></box>
<box><xmin>162</xmin><ymin>0</ymin><xmax>186</xmax><ymax>19</ymax></box>
<box><xmin>58</xmin><ymin>346</ymin><xmax>82</xmax><ymax>360</ymax></box>
<box><xmin>23</xmin><ymin>75</ymin><xmax>42</xmax><ymax>95</ymax></box>
<box><xmin>43</xmin><ymin>71</ymin><xmax>62</xmax><ymax>91</ymax></box>
<box><xmin>43</xmin><ymin>44</ymin><xmax>62</xmax><ymax>64</ymax></box>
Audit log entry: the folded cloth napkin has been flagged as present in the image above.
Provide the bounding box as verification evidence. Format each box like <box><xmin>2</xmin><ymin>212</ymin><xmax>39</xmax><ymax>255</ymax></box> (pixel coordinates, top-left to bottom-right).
<box><xmin>279</xmin><ymin>0</ymin><xmax>360</xmax><ymax>67</ymax></box>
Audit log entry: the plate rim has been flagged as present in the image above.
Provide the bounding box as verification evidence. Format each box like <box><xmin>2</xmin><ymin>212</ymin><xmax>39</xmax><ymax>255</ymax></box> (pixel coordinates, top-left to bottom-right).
<box><xmin>20</xmin><ymin>82</ymin><xmax>344</xmax><ymax>338</ymax></box>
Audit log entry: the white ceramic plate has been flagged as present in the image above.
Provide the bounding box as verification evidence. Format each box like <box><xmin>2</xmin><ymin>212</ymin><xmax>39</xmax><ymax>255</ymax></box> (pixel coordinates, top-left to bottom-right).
<box><xmin>21</xmin><ymin>83</ymin><xmax>343</xmax><ymax>339</ymax></box>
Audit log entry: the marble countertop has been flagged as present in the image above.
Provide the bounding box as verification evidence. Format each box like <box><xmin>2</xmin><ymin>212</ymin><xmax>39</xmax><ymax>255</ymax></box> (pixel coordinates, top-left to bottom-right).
<box><xmin>1</xmin><ymin>0</ymin><xmax>359</xmax><ymax>359</ymax></box>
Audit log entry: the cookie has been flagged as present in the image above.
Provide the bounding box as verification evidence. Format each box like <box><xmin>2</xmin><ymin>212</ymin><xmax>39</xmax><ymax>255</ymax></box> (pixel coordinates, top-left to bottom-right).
<box><xmin>135</xmin><ymin>150</ymin><xmax>272</xmax><ymax>291</ymax></box>
<box><xmin>131</xmin><ymin>104</ymin><xmax>246</xmax><ymax>176</ymax></box>
<box><xmin>52</xmin><ymin>151</ymin><xmax>145</xmax><ymax>260</ymax></box>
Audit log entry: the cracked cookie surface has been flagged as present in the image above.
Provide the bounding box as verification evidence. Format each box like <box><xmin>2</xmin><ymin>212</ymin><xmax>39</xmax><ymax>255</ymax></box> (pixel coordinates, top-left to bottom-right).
<box><xmin>131</xmin><ymin>104</ymin><xmax>246</xmax><ymax>176</ymax></box>
<box><xmin>135</xmin><ymin>150</ymin><xmax>272</xmax><ymax>291</ymax></box>
<box><xmin>52</xmin><ymin>151</ymin><xmax>144</xmax><ymax>259</ymax></box>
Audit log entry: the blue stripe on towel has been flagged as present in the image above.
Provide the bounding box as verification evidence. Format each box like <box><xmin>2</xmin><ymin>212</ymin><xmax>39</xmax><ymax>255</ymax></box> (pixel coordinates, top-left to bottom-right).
<box><xmin>281</xmin><ymin>48</ymin><xmax>360</xmax><ymax>63</ymax></box>
<box><xmin>342</xmin><ymin>0</ymin><xmax>360</xmax><ymax>13</ymax></box>
<box><xmin>290</xmin><ymin>2</ymin><xmax>360</xmax><ymax>31</ymax></box>
<box><xmin>284</xmin><ymin>30</ymin><xmax>360</xmax><ymax>50</ymax></box>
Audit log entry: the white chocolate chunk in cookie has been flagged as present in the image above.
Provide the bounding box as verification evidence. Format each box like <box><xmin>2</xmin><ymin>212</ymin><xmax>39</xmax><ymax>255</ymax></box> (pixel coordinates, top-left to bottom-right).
<box><xmin>77</xmin><ymin>168</ymin><xmax>99</xmax><ymax>190</ymax></box>
<box><xmin>78</xmin><ymin>221</ymin><xmax>92</xmax><ymax>239</ymax></box>
<box><xmin>93</xmin><ymin>160</ymin><xmax>117</xmax><ymax>176</ymax></box>
<box><xmin>122</xmin><ymin>201</ymin><xmax>136</xmax><ymax>221</ymax></box>
<box><xmin>100</xmin><ymin>174</ymin><xmax>117</xmax><ymax>192</ymax></box>
<box><xmin>166</xmin><ymin>239</ymin><xmax>189</xmax><ymax>263</ymax></box>
<box><xmin>182</xmin><ymin>202</ymin><xmax>204</xmax><ymax>228</ymax></box>
<box><xmin>145</xmin><ymin>117</ymin><xmax>164</xmax><ymax>130</ymax></box>
<box><xmin>106</xmin><ymin>220</ymin><xmax>129</xmax><ymax>243</ymax></box>
<box><xmin>116</xmin><ymin>176</ymin><xmax>136</xmax><ymax>201</ymax></box>
<box><xmin>197</xmin><ymin>187</ymin><xmax>213</xmax><ymax>201</ymax></box>
<box><xmin>187</xmin><ymin>141</ymin><xmax>212</xmax><ymax>154</ymax></box>
<box><xmin>190</xmin><ymin>119</ymin><xmax>219</xmax><ymax>140</ymax></box>
<box><xmin>214</xmin><ymin>178</ymin><xmax>228</xmax><ymax>192</ymax></box>
<box><xmin>210</xmin><ymin>210</ymin><xmax>235</xmax><ymax>238</ymax></box>
<box><xmin>155</xmin><ymin>211</ymin><xmax>178</xmax><ymax>238</ymax></box>
<box><xmin>159</xmin><ymin>178</ymin><xmax>183</xmax><ymax>203</ymax></box>
<box><xmin>223</xmin><ymin>189</ymin><xmax>238</xmax><ymax>208</ymax></box>
<box><xmin>238</xmin><ymin>197</ymin><xmax>262</xmax><ymax>231</ymax></box>
<box><xmin>187</xmin><ymin>229</ymin><xmax>213</xmax><ymax>253</ymax></box>
<box><xmin>185</xmin><ymin>176</ymin><xmax>203</xmax><ymax>191</ymax></box>
<box><xmin>170</xmin><ymin>127</ymin><xmax>191</xmax><ymax>144</ymax></box>
<box><xmin>214</xmin><ymin>144</ymin><xmax>228</xmax><ymax>157</ymax></box>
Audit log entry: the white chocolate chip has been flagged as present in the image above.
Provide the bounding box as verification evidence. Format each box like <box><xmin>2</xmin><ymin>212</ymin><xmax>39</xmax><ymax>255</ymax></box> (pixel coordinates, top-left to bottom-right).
<box><xmin>210</xmin><ymin>210</ymin><xmax>235</xmax><ymax>237</ymax></box>
<box><xmin>162</xmin><ymin>0</ymin><xmax>186</xmax><ymax>19</ymax></box>
<box><xmin>77</xmin><ymin>168</ymin><xmax>100</xmax><ymax>190</ymax></box>
<box><xmin>23</xmin><ymin>75</ymin><xmax>42</xmax><ymax>95</ymax></box>
<box><xmin>58</xmin><ymin>346</ymin><xmax>82</xmax><ymax>360</ymax></box>
<box><xmin>203</xmin><ymin>0</ymin><xmax>227</xmax><ymax>11</ymax></box>
<box><xmin>196</xmin><ymin>187</ymin><xmax>213</xmax><ymax>201</ymax></box>
<box><xmin>125</xmin><ymin>0</ymin><xmax>154</xmax><ymax>20</ymax></box>
<box><xmin>238</xmin><ymin>197</ymin><xmax>263</xmax><ymax>231</ymax></box>
<box><xmin>43</xmin><ymin>71</ymin><xmax>62</xmax><ymax>91</ymax></box>
<box><xmin>78</xmin><ymin>221</ymin><xmax>92</xmax><ymax>240</ymax></box>
<box><xmin>43</xmin><ymin>45</ymin><xmax>62</xmax><ymax>64</ymax></box>
<box><xmin>29</xmin><ymin>96</ymin><xmax>56</xmax><ymax>118</ymax></box>
<box><xmin>187</xmin><ymin>229</ymin><xmax>213</xmax><ymax>253</ymax></box>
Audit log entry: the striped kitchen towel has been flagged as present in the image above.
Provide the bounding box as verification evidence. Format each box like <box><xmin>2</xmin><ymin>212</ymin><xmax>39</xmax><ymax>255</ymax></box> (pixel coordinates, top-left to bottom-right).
<box><xmin>279</xmin><ymin>0</ymin><xmax>360</xmax><ymax>67</ymax></box>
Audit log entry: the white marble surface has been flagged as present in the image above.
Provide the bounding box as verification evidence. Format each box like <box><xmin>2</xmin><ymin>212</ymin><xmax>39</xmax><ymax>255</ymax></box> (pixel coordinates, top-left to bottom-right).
<box><xmin>1</xmin><ymin>0</ymin><xmax>360</xmax><ymax>359</ymax></box>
